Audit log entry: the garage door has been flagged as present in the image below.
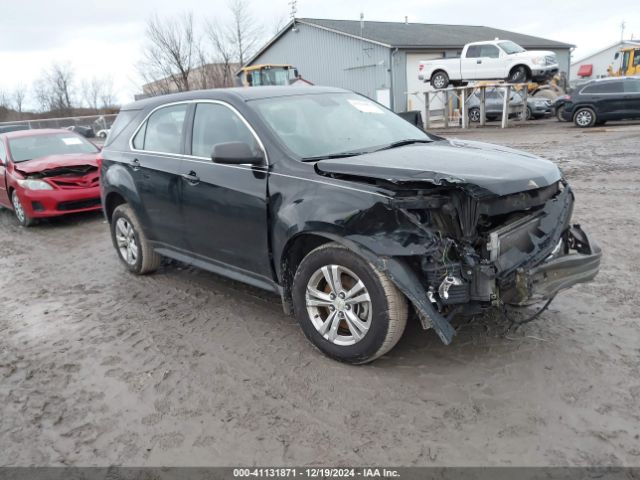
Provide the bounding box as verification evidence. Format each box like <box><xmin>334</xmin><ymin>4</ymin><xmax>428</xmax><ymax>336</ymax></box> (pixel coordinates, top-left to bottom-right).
<box><xmin>406</xmin><ymin>52</ymin><xmax>444</xmax><ymax>120</ymax></box>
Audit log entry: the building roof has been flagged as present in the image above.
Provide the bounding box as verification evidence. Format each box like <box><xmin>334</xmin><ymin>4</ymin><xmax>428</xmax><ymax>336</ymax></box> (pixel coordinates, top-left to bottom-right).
<box><xmin>297</xmin><ymin>18</ymin><xmax>574</xmax><ymax>50</ymax></box>
<box><xmin>571</xmin><ymin>40</ymin><xmax>640</xmax><ymax>65</ymax></box>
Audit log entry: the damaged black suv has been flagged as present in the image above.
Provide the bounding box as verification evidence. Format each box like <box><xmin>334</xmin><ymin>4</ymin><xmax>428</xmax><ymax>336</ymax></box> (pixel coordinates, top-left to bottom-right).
<box><xmin>100</xmin><ymin>86</ymin><xmax>601</xmax><ymax>364</ymax></box>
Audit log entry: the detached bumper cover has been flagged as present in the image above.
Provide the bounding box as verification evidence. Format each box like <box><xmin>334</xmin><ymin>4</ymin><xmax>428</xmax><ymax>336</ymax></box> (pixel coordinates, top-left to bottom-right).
<box><xmin>513</xmin><ymin>226</ymin><xmax>601</xmax><ymax>305</ymax></box>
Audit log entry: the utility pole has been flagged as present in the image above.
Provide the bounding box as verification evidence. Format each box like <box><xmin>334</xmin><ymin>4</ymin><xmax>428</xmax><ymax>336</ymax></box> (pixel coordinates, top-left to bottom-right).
<box><xmin>621</xmin><ymin>20</ymin><xmax>626</xmax><ymax>41</ymax></box>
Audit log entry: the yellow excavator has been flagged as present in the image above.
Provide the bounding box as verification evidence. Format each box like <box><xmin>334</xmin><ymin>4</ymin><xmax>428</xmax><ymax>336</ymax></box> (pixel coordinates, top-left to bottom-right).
<box><xmin>607</xmin><ymin>46</ymin><xmax>640</xmax><ymax>77</ymax></box>
<box><xmin>238</xmin><ymin>64</ymin><xmax>300</xmax><ymax>87</ymax></box>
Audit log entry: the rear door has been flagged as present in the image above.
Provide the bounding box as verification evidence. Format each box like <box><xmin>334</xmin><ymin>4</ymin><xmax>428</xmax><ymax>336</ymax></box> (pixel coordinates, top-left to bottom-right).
<box><xmin>461</xmin><ymin>45</ymin><xmax>480</xmax><ymax>79</ymax></box>
<box><xmin>0</xmin><ymin>140</ymin><xmax>10</xmax><ymax>207</ymax></box>
<box><xmin>180</xmin><ymin>101</ymin><xmax>272</xmax><ymax>280</ymax></box>
<box><xmin>129</xmin><ymin>103</ymin><xmax>190</xmax><ymax>250</ymax></box>
<box><xmin>581</xmin><ymin>81</ymin><xmax>624</xmax><ymax>120</ymax></box>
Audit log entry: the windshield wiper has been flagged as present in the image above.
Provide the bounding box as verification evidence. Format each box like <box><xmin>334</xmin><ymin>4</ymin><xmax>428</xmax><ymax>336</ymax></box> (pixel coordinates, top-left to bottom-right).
<box><xmin>374</xmin><ymin>139</ymin><xmax>433</xmax><ymax>152</ymax></box>
<box><xmin>301</xmin><ymin>151</ymin><xmax>368</xmax><ymax>162</ymax></box>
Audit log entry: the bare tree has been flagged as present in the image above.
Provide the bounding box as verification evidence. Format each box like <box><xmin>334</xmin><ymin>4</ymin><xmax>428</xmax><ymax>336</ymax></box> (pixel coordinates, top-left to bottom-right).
<box><xmin>271</xmin><ymin>13</ymin><xmax>288</xmax><ymax>35</ymax></box>
<box><xmin>12</xmin><ymin>84</ymin><xmax>27</xmax><ymax>117</ymax></box>
<box><xmin>228</xmin><ymin>0</ymin><xmax>261</xmax><ymax>66</ymax></box>
<box><xmin>100</xmin><ymin>77</ymin><xmax>117</xmax><ymax>109</ymax></box>
<box><xmin>34</xmin><ymin>63</ymin><xmax>75</xmax><ymax>114</ymax></box>
<box><xmin>204</xmin><ymin>20</ymin><xmax>236</xmax><ymax>87</ymax></box>
<box><xmin>82</xmin><ymin>77</ymin><xmax>104</xmax><ymax>112</ymax></box>
<box><xmin>139</xmin><ymin>12</ymin><xmax>197</xmax><ymax>95</ymax></box>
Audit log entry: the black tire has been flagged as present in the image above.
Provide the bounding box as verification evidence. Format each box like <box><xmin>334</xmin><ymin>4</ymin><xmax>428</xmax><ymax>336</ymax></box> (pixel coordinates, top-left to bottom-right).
<box><xmin>11</xmin><ymin>190</ymin><xmax>35</xmax><ymax>227</ymax></box>
<box><xmin>431</xmin><ymin>71</ymin><xmax>449</xmax><ymax>89</ymax></box>
<box><xmin>573</xmin><ymin>107</ymin><xmax>597</xmax><ymax>128</ymax></box>
<box><xmin>468</xmin><ymin>107</ymin><xmax>481</xmax><ymax>123</ymax></box>
<box><xmin>292</xmin><ymin>242</ymin><xmax>408</xmax><ymax>364</ymax></box>
<box><xmin>525</xmin><ymin>107</ymin><xmax>533</xmax><ymax>120</ymax></box>
<box><xmin>556</xmin><ymin>105</ymin><xmax>567</xmax><ymax>122</ymax></box>
<box><xmin>110</xmin><ymin>204</ymin><xmax>161</xmax><ymax>274</ymax></box>
<box><xmin>508</xmin><ymin>66</ymin><xmax>528</xmax><ymax>83</ymax></box>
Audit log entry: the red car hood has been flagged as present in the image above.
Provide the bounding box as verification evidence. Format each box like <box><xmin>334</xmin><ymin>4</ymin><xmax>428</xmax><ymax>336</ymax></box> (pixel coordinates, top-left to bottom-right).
<box><xmin>14</xmin><ymin>153</ymin><xmax>99</xmax><ymax>174</ymax></box>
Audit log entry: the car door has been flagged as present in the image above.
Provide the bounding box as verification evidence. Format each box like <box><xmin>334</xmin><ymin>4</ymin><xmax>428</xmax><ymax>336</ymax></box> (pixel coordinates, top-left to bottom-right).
<box><xmin>476</xmin><ymin>44</ymin><xmax>503</xmax><ymax>79</ymax></box>
<box><xmin>128</xmin><ymin>103</ymin><xmax>190</xmax><ymax>251</ymax></box>
<box><xmin>461</xmin><ymin>45</ymin><xmax>480</xmax><ymax>79</ymax></box>
<box><xmin>180</xmin><ymin>101</ymin><xmax>272</xmax><ymax>280</ymax></box>
<box><xmin>0</xmin><ymin>140</ymin><xmax>11</xmax><ymax>207</ymax></box>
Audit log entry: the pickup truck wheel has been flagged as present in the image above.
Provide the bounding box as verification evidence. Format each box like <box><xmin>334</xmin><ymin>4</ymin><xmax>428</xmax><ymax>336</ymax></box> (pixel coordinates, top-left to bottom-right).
<box><xmin>468</xmin><ymin>107</ymin><xmax>481</xmax><ymax>123</ymax></box>
<box><xmin>292</xmin><ymin>242</ymin><xmax>408</xmax><ymax>364</ymax></box>
<box><xmin>11</xmin><ymin>190</ymin><xmax>35</xmax><ymax>227</ymax></box>
<box><xmin>573</xmin><ymin>107</ymin><xmax>596</xmax><ymax>128</ymax></box>
<box><xmin>508</xmin><ymin>66</ymin><xmax>528</xmax><ymax>83</ymax></box>
<box><xmin>110</xmin><ymin>204</ymin><xmax>161</xmax><ymax>274</ymax></box>
<box><xmin>431</xmin><ymin>71</ymin><xmax>449</xmax><ymax>89</ymax></box>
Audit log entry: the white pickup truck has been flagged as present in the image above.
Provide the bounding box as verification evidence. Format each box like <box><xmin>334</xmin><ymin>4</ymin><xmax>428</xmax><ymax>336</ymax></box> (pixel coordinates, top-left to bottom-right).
<box><xmin>418</xmin><ymin>40</ymin><xmax>559</xmax><ymax>89</ymax></box>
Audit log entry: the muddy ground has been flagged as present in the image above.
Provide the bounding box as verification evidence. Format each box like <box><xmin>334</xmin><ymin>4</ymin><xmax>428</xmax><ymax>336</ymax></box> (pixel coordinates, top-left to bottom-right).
<box><xmin>1</xmin><ymin>119</ymin><xmax>639</xmax><ymax>467</ymax></box>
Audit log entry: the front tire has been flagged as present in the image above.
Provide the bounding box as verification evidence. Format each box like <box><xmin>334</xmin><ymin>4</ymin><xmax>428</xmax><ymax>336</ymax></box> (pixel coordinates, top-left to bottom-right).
<box><xmin>431</xmin><ymin>71</ymin><xmax>449</xmax><ymax>89</ymax></box>
<box><xmin>468</xmin><ymin>107</ymin><xmax>481</xmax><ymax>123</ymax></box>
<box><xmin>11</xmin><ymin>190</ymin><xmax>34</xmax><ymax>227</ymax></box>
<box><xmin>573</xmin><ymin>107</ymin><xmax>596</xmax><ymax>128</ymax></box>
<box><xmin>292</xmin><ymin>243</ymin><xmax>408</xmax><ymax>364</ymax></box>
<box><xmin>508</xmin><ymin>66</ymin><xmax>528</xmax><ymax>83</ymax></box>
<box><xmin>110</xmin><ymin>204</ymin><xmax>161</xmax><ymax>274</ymax></box>
<box><xmin>556</xmin><ymin>105</ymin><xmax>567</xmax><ymax>122</ymax></box>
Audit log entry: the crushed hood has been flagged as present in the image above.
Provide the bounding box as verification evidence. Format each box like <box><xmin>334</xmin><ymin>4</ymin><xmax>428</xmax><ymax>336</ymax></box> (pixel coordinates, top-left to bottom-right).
<box><xmin>315</xmin><ymin>139</ymin><xmax>562</xmax><ymax>197</ymax></box>
<box><xmin>14</xmin><ymin>153</ymin><xmax>99</xmax><ymax>174</ymax></box>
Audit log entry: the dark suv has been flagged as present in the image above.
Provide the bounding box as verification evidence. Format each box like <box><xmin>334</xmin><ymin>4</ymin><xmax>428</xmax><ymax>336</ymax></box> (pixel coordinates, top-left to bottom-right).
<box><xmin>101</xmin><ymin>86</ymin><xmax>601</xmax><ymax>363</ymax></box>
<box><xmin>562</xmin><ymin>76</ymin><xmax>640</xmax><ymax>127</ymax></box>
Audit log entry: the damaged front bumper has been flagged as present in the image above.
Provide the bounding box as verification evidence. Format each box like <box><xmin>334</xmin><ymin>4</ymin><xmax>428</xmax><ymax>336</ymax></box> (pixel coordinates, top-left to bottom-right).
<box><xmin>512</xmin><ymin>225</ymin><xmax>601</xmax><ymax>305</ymax></box>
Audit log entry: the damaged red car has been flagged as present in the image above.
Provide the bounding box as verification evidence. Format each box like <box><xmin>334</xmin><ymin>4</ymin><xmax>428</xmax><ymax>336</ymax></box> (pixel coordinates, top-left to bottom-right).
<box><xmin>0</xmin><ymin>129</ymin><xmax>102</xmax><ymax>226</ymax></box>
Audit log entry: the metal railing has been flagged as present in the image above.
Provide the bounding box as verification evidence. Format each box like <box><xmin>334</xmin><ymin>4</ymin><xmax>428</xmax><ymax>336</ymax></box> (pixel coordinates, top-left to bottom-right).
<box><xmin>408</xmin><ymin>82</ymin><xmax>530</xmax><ymax>130</ymax></box>
<box><xmin>0</xmin><ymin>114</ymin><xmax>118</xmax><ymax>131</ymax></box>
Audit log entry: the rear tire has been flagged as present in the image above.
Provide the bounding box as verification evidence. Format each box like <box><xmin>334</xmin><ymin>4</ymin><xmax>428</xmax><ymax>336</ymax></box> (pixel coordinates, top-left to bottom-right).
<box><xmin>110</xmin><ymin>204</ymin><xmax>161</xmax><ymax>274</ymax></box>
<box><xmin>11</xmin><ymin>190</ymin><xmax>34</xmax><ymax>227</ymax></box>
<box><xmin>292</xmin><ymin>242</ymin><xmax>408</xmax><ymax>364</ymax></box>
<box><xmin>573</xmin><ymin>107</ymin><xmax>596</xmax><ymax>128</ymax></box>
<box><xmin>431</xmin><ymin>71</ymin><xmax>449</xmax><ymax>89</ymax></box>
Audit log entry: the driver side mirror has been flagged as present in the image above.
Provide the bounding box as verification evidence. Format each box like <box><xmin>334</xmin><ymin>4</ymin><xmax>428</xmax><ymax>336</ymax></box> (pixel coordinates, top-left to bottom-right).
<box><xmin>211</xmin><ymin>142</ymin><xmax>264</xmax><ymax>165</ymax></box>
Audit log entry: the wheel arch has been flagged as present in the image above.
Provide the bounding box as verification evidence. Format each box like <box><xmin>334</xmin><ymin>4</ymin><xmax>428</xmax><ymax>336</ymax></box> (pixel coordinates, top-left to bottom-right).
<box><xmin>509</xmin><ymin>64</ymin><xmax>531</xmax><ymax>80</ymax></box>
<box><xmin>104</xmin><ymin>191</ymin><xmax>128</xmax><ymax>222</ymax></box>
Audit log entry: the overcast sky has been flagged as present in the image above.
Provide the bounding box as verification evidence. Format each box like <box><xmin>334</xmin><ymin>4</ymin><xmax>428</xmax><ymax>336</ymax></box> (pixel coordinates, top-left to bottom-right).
<box><xmin>1</xmin><ymin>0</ymin><xmax>637</xmax><ymax>109</ymax></box>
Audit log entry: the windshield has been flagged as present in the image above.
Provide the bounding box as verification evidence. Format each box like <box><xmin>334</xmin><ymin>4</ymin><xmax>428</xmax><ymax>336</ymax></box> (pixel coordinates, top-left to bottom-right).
<box><xmin>498</xmin><ymin>41</ymin><xmax>526</xmax><ymax>55</ymax></box>
<box><xmin>8</xmin><ymin>132</ymin><xmax>99</xmax><ymax>162</ymax></box>
<box><xmin>250</xmin><ymin>92</ymin><xmax>430</xmax><ymax>159</ymax></box>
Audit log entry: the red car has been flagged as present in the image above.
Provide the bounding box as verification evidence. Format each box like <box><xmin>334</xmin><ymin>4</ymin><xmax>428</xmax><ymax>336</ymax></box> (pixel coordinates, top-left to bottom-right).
<box><xmin>0</xmin><ymin>129</ymin><xmax>102</xmax><ymax>226</ymax></box>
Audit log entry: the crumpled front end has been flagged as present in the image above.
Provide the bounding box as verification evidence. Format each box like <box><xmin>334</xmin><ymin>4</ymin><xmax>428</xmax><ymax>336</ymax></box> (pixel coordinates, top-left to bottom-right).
<box><xmin>385</xmin><ymin>179</ymin><xmax>601</xmax><ymax>344</ymax></box>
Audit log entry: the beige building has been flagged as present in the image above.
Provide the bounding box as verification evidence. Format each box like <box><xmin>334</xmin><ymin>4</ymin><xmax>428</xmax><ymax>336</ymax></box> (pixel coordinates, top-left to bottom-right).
<box><xmin>137</xmin><ymin>62</ymin><xmax>240</xmax><ymax>99</ymax></box>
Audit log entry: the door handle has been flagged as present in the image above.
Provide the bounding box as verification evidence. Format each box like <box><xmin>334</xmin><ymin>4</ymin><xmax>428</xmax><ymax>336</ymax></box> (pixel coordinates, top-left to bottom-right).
<box><xmin>130</xmin><ymin>158</ymin><xmax>140</xmax><ymax>171</ymax></box>
<box><xmin>181</xmin><ymin>171</ymin><xmax>200</xmax><ymax>184</ymax></box>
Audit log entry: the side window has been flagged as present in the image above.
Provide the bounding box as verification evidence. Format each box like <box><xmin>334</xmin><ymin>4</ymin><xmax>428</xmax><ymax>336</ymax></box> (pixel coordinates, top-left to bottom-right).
<box><xmin>583</xmin><ymin>82</ymin><xmax>623</xmax><ymax>94</ymax></box>
<box><xmin>191</xmin><ymin>103</ymin><xmax>260</xmax><ymax>158</ymax></box>
<box><xmin>634</xmin><ymin>50</ymin><xmax>640</xmax><ymax>67</ymax></box>
<box><xmin>133</xmin><ymin>104</ymin><xmax>187</xmax><ymax>154</ymax></box>
<box><xmin>465</xmin><ymin>46</ymin><xmax>480</xmax><ymax>58</ymax></box>
<box><xmin>0</xmin><ymin>142</ymin><xmax>6</xmax><ymax>164</ymax></box>
<box><xmin>480</xmin><ymin>45</ymin><xmax>500</xmax><ymax>58</ymax></box>
<box><xmin>624</xmin><ymin>79</ymin><xmax>640</xmax><ymax>93</ymax></box>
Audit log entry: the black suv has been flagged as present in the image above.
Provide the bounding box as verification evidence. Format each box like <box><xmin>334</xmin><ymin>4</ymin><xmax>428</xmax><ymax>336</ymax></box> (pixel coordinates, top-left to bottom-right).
<box><xmin>562</xmin><ymin>76</ymin><xmax>640</xmax><ymax>127</ymax></box>
<box><xmin>101</xmin><ymin>86</ymin><xmax>601</xmax><ymax>363</ymax></box>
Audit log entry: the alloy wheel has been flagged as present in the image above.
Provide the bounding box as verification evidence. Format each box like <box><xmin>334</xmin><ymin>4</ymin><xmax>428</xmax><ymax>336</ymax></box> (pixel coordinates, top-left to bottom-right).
<box><xmin>576</xmin><ymin>110</ymin><xmax>593</xmax><ymax>127</ymax></box>
<box><xmin>115</xmin><ymin>217</ymin><xmax>139</xmax><ymax>266</ymax></box>
<box><xmin>12</xmin><ymin>191</ymin><xmax>26</xmax><ymax>224</ymax></box>
<box><xmin>305</xmin><ymin>264</ymin><xmax>372</xmax><ymax>346</ymax></box>
<box><xmin>469</xmin><ymin>109</ymin><xmax>480</xmax><ymax>122</ymax></box>
<box><xmin>433</xmin><ymin>74</ymin><xmax>446</xmax><ymax>89</ymax></box>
